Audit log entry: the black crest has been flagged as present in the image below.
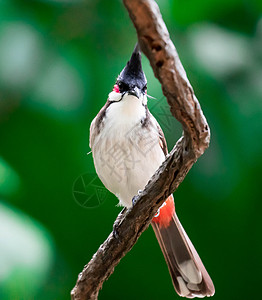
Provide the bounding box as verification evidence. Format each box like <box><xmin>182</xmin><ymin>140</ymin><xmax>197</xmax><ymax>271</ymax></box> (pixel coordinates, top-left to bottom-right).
<box><xmin>117</xmin><ymin>44</ymin><xmax>147</xmax><ymax>90</ymax></box>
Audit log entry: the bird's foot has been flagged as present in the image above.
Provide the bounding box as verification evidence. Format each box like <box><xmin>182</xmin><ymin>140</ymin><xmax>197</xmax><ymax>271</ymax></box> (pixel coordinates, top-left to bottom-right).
<box><xmin>132</xmin><ymin>190</ymin><xmax>143</xmax><ymax>207</ymax></box>
<box><xmin>112</xmin><ymin>208</ymin><xmax>127</xmax><ymax>240</ymax></box>
<box><xmin>132</xmin><ymin>195</ymin><xmax>140</xmax><ymax>207</ymax></box>
<box><xmin>113</xmin><ymin>223</ymin><xmax>120</xmax><ymax>240</ymax></box>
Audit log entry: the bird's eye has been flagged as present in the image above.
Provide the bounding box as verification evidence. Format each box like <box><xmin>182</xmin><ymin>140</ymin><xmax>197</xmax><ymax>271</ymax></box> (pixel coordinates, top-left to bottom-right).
<box><xmin>142</xmin><ymin>85</ymin><xmax>147</xmax><ymax>94</ymax></box>
<box><xmin>117</xmin><ymin>81</ymin><xmax>128</xmax><ymax>92</ymax></box>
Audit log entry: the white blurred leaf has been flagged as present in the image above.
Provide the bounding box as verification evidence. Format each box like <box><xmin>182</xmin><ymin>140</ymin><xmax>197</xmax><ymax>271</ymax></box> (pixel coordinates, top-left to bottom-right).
<box><xmin>0</xmin><ymin>22</ymin><xmax>44</xmax><ymax>91</ymax></box>
<box><xmin>188</xmin><ymin>23</ymin><xmax>252</xmax><ymax>78</ymax></box>
<box><xmin>0</xmin><ymin>203</ymin><xmax>54</xmax><ymax>297</ymax></box>
<box><xmin>32</xmin><ymin>57</ymin><xmax>85</xmax><ymax>113</ymax></box>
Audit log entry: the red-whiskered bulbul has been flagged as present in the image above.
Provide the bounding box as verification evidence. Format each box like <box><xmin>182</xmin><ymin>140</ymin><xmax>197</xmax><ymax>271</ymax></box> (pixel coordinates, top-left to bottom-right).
<box><xmin>89</xmin><ymin>44</ymin><xmax>215</xmax><ymax>298</ymax></box>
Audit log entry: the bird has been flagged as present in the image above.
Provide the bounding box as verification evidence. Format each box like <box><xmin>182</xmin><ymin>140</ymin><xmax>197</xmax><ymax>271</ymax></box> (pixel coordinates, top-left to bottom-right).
<box><xmin>89</xmin><ymin>44</ymin><xmax>215</xmax><ymax>298</ymax></box>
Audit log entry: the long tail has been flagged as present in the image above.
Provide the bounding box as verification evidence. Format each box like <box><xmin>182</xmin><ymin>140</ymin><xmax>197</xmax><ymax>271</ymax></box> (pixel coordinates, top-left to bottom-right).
<box><xmin>151</xmin><ymin>195</ymin><xmax>215</xmax><ymax>298</ymax></box>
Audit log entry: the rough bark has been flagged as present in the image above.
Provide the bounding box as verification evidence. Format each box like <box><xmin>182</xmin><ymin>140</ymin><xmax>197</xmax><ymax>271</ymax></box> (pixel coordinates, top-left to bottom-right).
<box><xmin>71</xmin><ymin>1</ymin><xmax>210</xmax><ymax>299</ymax></box>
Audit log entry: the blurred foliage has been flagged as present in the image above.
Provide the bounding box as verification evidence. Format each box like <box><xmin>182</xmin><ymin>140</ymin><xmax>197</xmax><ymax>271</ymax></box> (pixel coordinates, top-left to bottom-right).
<box><xmin>0</xmin><ymin>0</ymin><xmax>261</xmax><ymax>299</ymax></box>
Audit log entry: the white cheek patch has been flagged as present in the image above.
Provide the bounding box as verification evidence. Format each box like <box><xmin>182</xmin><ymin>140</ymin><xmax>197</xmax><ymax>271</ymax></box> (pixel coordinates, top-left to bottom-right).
<box><xmin>108</xmin><ymin>91</ymin><xmax>122</xmax><ymax>102</ymax></box>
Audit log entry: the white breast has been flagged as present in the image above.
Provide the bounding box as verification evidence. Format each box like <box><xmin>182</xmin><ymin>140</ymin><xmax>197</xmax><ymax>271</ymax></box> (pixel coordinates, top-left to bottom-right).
<box><xmin>90</xmin><ymin>95</ymin><xmax>165</xmax><ymax>208</ymax></box>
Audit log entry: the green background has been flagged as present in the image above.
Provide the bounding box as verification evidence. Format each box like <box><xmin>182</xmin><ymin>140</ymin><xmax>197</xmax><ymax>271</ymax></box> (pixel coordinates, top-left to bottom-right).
<box><xmin>0</xmin><ymin>0</ymin><xmax>261</xmax><ymax>299</ymax></box>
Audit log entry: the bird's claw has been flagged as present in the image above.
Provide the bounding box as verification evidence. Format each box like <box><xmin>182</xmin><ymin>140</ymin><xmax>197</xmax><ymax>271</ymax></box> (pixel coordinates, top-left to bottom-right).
<box><xmin>132</xmin><ymin>195</ymin><xmax>140</xmax><ymax>207</ymax></box>
<box><xmin>132</xmin><ymin>190</ymin><xmax>143</xmax><ymax>206</ymax></box>
<box><xmin>113</xmin><ymin>224</ymin><xmax>120</xmax><ymax>240</ymax></box>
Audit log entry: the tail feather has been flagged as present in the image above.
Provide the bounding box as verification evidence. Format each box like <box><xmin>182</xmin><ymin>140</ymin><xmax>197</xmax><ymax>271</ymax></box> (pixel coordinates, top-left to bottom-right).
<box><xmin>151</xmin><ymin>200</ymin><xmax>215</xmax><ymax>298</ymax></box>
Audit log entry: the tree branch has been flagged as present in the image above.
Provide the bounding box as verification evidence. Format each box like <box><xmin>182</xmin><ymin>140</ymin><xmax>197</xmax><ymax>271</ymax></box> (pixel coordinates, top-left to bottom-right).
<box><xmin>71</xmin><ymin>1</ymin><xmax>210</xmax><ymax>299</ymax></box>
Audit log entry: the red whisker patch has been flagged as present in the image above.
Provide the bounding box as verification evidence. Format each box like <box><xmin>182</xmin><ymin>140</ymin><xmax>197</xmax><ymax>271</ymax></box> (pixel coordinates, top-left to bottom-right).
<box><xmin>113</xmin><ymin>84</ymin><xmax>120</xmax><ymax>93</ymax></box>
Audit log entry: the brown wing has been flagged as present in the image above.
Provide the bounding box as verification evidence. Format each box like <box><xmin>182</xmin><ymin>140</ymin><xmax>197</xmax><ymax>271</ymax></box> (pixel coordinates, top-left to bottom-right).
<box><xmin>89</xmin><ymin>100</ymin><xmax>111</xmax><ymax>148</ymax></box>
<box><xmin>156</xmin><ymin>122</ymin><xmax>168</xmax><ymax>156</ymax></box>
<box><xmin>143</xmin><ymin>106</ymin><xmax>168</xmax><ymax>156</ymax></box>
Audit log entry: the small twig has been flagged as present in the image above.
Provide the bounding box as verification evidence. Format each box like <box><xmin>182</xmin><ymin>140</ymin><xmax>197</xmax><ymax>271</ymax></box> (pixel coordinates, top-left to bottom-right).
<box><xmin>71</xmin><ymin>1</ymin><xmax>210</xmax><ymax>299</ymax></box>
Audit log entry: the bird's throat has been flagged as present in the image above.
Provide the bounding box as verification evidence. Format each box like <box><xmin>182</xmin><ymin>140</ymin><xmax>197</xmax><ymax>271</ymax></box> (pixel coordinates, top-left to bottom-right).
<box><xmin>106</xmin><ymin>95</ymin><xmax>145</xmax><ymax>127</ymax></box>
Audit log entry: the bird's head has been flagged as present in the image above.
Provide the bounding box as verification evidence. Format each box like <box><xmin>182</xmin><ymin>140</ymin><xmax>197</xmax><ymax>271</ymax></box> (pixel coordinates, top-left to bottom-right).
<box><xmin>108</xmin><ymin>44</ymin><xmax>147</xmax><ymax>105</ymax></box>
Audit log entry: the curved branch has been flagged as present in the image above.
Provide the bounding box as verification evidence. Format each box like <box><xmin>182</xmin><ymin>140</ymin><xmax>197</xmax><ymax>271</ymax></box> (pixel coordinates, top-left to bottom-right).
<box><xmin>71</xmin><ymin>1</ymin><xmax>210</xmax><ymax>299</ymax></box>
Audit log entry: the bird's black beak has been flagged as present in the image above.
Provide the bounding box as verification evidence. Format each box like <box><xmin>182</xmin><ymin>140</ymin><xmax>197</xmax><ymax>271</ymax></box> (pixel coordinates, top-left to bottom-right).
<box><xmin>127</xmin><ymin>86</ymin><xmax>141</xmax><ymax>99</ymax></box>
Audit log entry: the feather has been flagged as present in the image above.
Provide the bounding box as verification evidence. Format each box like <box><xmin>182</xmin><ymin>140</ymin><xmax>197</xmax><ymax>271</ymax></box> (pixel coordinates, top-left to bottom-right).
<box><xmin>151</xmin><ymin>197</ymin><xmax>215</xmax><ymax>298</ymax></box>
